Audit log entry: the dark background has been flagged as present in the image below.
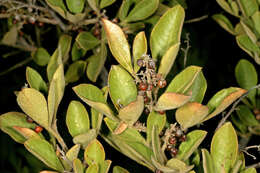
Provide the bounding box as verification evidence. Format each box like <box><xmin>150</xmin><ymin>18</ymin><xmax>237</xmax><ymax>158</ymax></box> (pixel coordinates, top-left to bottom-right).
<box><xmin>0</xmin><ymin>0</ymin><xmax>259</xmax><ymax>172</ymax></box>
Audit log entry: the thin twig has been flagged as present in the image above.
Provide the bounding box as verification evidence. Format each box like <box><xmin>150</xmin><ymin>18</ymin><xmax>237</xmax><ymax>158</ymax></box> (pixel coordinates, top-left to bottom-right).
<box><xmin>185</xmin><ymin>15</ymin><xmax>208</xmax><ymax>24</ymax></box>
<box><xmin>0</xmin><ymin>56</ymin><xmax>33</xmax><ymax>76</ymax></box>
<box><xmin>181</xmin><ymin>33</ymin><xmax>191</xmax><ymax>68</ymax></box>
<box><xmin>215</xmin><ymin>84</ymin><xmax>260</xmax><ymax>132</ymax></box>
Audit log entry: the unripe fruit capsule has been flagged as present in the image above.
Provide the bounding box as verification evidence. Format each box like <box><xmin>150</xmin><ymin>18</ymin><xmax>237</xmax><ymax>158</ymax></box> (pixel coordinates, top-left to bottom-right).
<box><xmin>169</xmin><ymin>137</ymin><xmax>177</xmax><ymax>145</ymax></box>
<box><xmin>158</xmin><ymin>80</ymin><xmax>167</xmax><ymax>88</ymax></box>
<box><xmin>26</xmin><ymin>117</ymin><xmax>33</xmax><ymax>123</ymax></box>
<box><xmin>170</xmin><ymin>148</ymin><xmax>178</xmax><ymax>157</ymax></box>
<box><xmin>139</xmin><ymin>82</ymin><xmax>148</xmax><ymax>91</ymax></box>
<box><xmin>137</xmin><ymin>59</ymin><xmax>144</xmax><ymax>67</ymax></box>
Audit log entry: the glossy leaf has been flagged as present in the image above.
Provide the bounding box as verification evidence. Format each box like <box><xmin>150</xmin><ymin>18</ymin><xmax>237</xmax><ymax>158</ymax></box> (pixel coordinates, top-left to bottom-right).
<box><xmin>212</xmin><ymin>14</ymin><xmax>236</xmax><ymax>35</ymax></box>
<box><xmin>239</xmin><ymin>0</ymin><xmax>258</xmax><ymax>17</ymax></box>
<box><xmin>158</xmin><ymin>43</ymin><xmax>180</xmax><ymax>78</ymax></box>
<box><xmin>76</xmin><ymin>32</ymin><xmax>100</xmax><ymax>52</ymax></box>
<box><xmin>236</xmin><ymin>105</ymin><xmax>259</xmax><ymax>126</ymax></box>
<box><xmin>84</xmin><ymin>139</ymin><xmax>105</xmax><ymax>165</ymax></box>
<box><xmin>73</xmin><ymin>129</ymin><xmax>97</xmax><ymax>148</ymax></box>
<box><xmin>108</xmin><ymin>65</ymin><xmax>137</xmax><ymax>109</ymax></box>
<box><xmin>66</xmin><ymin>101</ymin><xmax>90</xmax><ymax>137</ymax></box>
<box><xmin>24</xmin><ymin>138</ymin><xmax>64</xmax><ymax>172</ymax></box>
<box><xmin>241</xmin><ymin>168</ymin><xmax>257</xmax><ymax>173</ymax></box>
<box><xmin>118</xmin><ymin>0</ymin><xmax>135</xmax><ymax>21</ymax></box>
<box><xmin>146</xmin><ymin>111</ymin><xmax>166</xmax><ymax>143</ymax></box>
<box><xmin>150</xmin><ymin>5</ymin><xmax>185</xmax><ymax>60</ymax></box>
<box><xmin>189</xmin><ymin>71</ymin><xmax>207</xmax><ymax>103</ymax></box>
<box><xmin>66</xmin><ymin>144</ymin><xmax>81</xmax><ymax>162</ymax></box>
<box><xmin>252</xmin><ymin>11</ymin><xmax>260</xmax><ymax>35</ymax></box>
<box><xmin>33</xmin><ymin>48</ymin><xmax>51</xmax><ymax>66</ymax></box>
<box><xmin>211</xmin><ymin>122</ymin><xmax>238</xmax><ymax>173</ymax></box>
<box><xmin>166</xmin><ymin>158</ymin><xmax>193</xmax><ymax>172</ymax></box>
<box><xmin>102</xmin><ymin>19</ymin><xmax>133</xmax><ymax>73</ymax></box>
<box><xmin>26</xmin><ymin>67</ymin><xmax>48</xmax><ymax>93</ymax></box>
<box><xmin>133</xmin><ymin>31</ymin><xmax>147</xmax><ymax>73</ymax></box>
<box><xmin>177</xmin><ymin>130</ymin><xmax>207</xmax><ymax>161</ymax></box>
<box><xmin>48</xmin><ymin>64</ymin><xmax>65</xmax><ymax>126</ymax></box>
<box><xmin>235</xmin><ymin>59</ymin><xmax>258</xmax><ymax>106</ymax></box>
<box><xmin>100</xmin><ymin>0</ymin><xmax>116</xmax><ymax>8</ymax></box>
<box><xmin>113</xmin><ymin>166</ymin><xmax>129</xmax><ymax>173</ymax></box>
<box><xmin>17</xmin><ymin>88</ymin><xmax>49</xmax><ymax>128</ymax></box>
<box><xmin>118</xmin><ymin>96</ymin><xmax>144</xmax><ymax>125</ymax></box>
<box><xmin>166</xmin><ymin>66</ymin><xmax>202</xmax><ymax>94</ymax></box>
<box><xmin>125</xmin><ymin>0</ymin><xmax>159</xmax><ymax>22</ymax></box>
<box><xmin>65</xmin><ymin>60</ymin><xmax>86</xmax><ymax>83</ymax></box>
<box><xmin>231</xmin><ymin>114</ymin><xmax>248</xmax><ymax>133</ymax></box>
<box><xmin>203</xmin><ymin>87</ymin><xmax>247</xmax><ymax>122</ymax></box>
<box><xmin>85</xmin><ymin>164</ymin><xmax>99</xmax><ymax>173</ymax></box>
<box><xmin>151</xmin><ymin>157</ymin><xmax>178</xmax><ymax>173</ymax></box>
<box><xmin>0</xmin><ymin>112</ymin><xmax>36</xmax><ymax>143</ymax></box>
<box><xmin>12</xmin><ymin>126</ymin><xmax>41</xmax><ymax>140</ymax></box>
<box><xmin>72</xmin><ymin>42</ymin><xmax>86</xmax><ymax>61</ymax></box>
<box><xmin>216</xmin><ymin>0</ymin><xmax>233</xmax><ymax>15</ymax></box>
<box><xmin>87</xmin><ymin>0</ymin><xmax>99</xmax><ymax>12</ymax></box>
<box><xmin>73</xmin><ymin>158</ymin><xmax>84</xmax><ymax>173</ymax></box>
<box><xmin>66</xmin><ymin>0</ymin><xmax>85</xmax><ymax>13</ymax></box>
<box><xmin>202</xmin><ymin>149</ymin><xmax>216</xmax><ymax>173</ymax></box>
<box><xmin>86</xmin><ymin>43</ymin><xmax>107</xmax><ymax>82</ymax></box>
<box><xmin>73</xmin><ymin>84</ymin><xmax>117</xmax><ymax>121</ymax></box>
<box><xmin>99</xmin><ymin>160</ymin><xmax>112</xmax><ymax>173</ymax></box>
<box><xmin>45</xmin><ymin>0</ymin><xmax>67</xmax><ymax>18</ymax></box>
<box><xmin>151</xmin><ymin>125</ymin><xmax>165</xmax><ymax>164</ymax></box>
<box><xmin>91</xmin><ymin>108</ymin><xmax>103</xmax><ymax>131</ymax></box>
<box><xmin>176</xmin><ymin>102</ymin><xmax>209</xmax><ymax>129</ymax></box>
<box><xmin>155</xmin><ymin>92</ymin><xmax>191</xmax><ymax>111</ymax></box>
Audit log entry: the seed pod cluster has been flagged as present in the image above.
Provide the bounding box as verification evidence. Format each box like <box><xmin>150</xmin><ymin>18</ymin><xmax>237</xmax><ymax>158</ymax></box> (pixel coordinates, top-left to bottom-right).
<box><xmin>26</xmin><ymin>116</ymin><xmax>43</xmax><ymax>133</ymax></box>
<box><xmin>165</xmin><ymin>126</ymin><xmax>186</xmax><ymax>158</ymax></box>
<box><xmin>136</xmin><ymin>55</ymin><xmax>167</xmax><ymax>114</ymax></box>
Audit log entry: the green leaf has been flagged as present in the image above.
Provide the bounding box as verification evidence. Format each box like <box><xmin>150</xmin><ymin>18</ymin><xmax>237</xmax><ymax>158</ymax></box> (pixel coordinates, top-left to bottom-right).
<box><xmin>73</xmin><ymin>129</ymin><xmax>97</xmax><ymax>148</ymax></box>
<box><xmin>24</xmin><ymin>138</ymin><xmax>64</xmax><ymax>172</ymax></box>
<box><xmin>33</xmin><ymin>48</ymin><xmax>51</xmax><ymax>66</ymax></box>
<box><xmin>45</xmin><ymin>0</ymin><xmax>67</xmax><ymax>18</ymax></box>
<box><xmin>146</xmin><ymin>111</ymin><xmax>166</xmax><ymax>143</ymax></box>
<box><xmin>102</xmin><ymin>19</ymin><xmax>133</xmax><ymax>73</ymax></box>
<box><xmin>0</xmin><ymin>112</ymin><xmax>36</xmax><ymax>143</ymax></box>
<box><xmin>73</xmin><ymin>84</ymin><xmax>117</xmax><ymax>121</ymax></box>
<box><xmin>216</xmin><ymin>0</ymin><xmax>234</xmax><ymax>15</ymax></box>
<box><xmin>118</xmin><ymin>96</ymin><xmax>144</xmax><ymax>125</ymax></box>
<box><xmin>166</xmin><ymin>66</ymin><xmax>202</xmax><ymax>94</ymax></box>
<box><xmin>76</xmin><ymin>32</ymin><xmax>100</xmax><ymax>52</ymax></box>
<box><xmin>100</xmin><ymin>0</ymin><xmax>116</xmax><ymax>9</ymax></box>
<box><xmin>189</xmin><ymin>71</ymin><xmax>207</xmax><ymax>103</ymax></box>
<box><xmin>151</xmin><ymin>157</ymin><xmax>178</xmax><ymax>172</ymax></box>
<box><xmin>66</xmin><ymin>101</ymin><xmax>90</xmax><ymax>137</ymax></box>
<box><xmin>125</xmin><ymin>0</ymin><xmax>159</xmax><ymax>22</ymax></box>
<box><xmin>133</xmin><ymin>31</ymin><xmax>147</xmax><ymax>73</ymax></box>
<box><xmin>1</xmin><ymin>25</ymin><xmax>18</xmax><ymax>45</ymax></box>
<box><xmin>108</xmin><ymin>65</ymin><xmax>137</xmax><ymax>109</ymax></box>
<box><xmin>17</xmin><ymin>88</ymin><xmax>49</xmax><ymax>128</ymax></box>
<box><xmin>177</xmin><ymin>130</ymin><xmax>207</xmax><ymax>161</ymax></box>
<box><xmin>12</xmin><ymin>126</ymin><xmax>41</xmax><ymax>140</ymax></box>
<box><xmin>66</xmin><ymin>144</ymin><xmax>81</xmax><ymax>162</ymax></box>
<box><xmin>252</xmin><ymin>11</ymin><xmax>260</xmax><ymax>35</ymax></box>
<box><xmin>235</xmin><ymin>59</ymin><xmax>258</xmax><ymax>106</ymax></box>
<box><xmin>151</xmin><ymin>125</ymin><xmax>165</xmax><ymax>164</ymax></box>
<box><xmin>86</xmin><ymin>43</ymin><xmax>107</xmax><ymax>82</ymax></box>
<box><xmin>203</xmin><ymin>87</ymin><xmax>247</xmax><ymax>122</ymax></box>
<box><xmin>26</xmin><ymin>67</ymin><xmax>48</xmax><ymax>93</ymax></box>
<box><xmin>113</xmin><ymin>166</ymin><xmax>129</xmax><ymax>173</ymax></box>
<box><xmin>158</xmin><ymin>43</ymin><xmax>180</xmax><ymax>78</ymax></box>
<box><xmin>212</xmin><ymin>14</ymin><xmax>236</xmax><ymax>35</ymax></box>
<box><xmin>236</xmin><ymin>105</ymin><xmax>259</xmax><ymax>126</ymax></box>
<box><xmin>211</xmin><ymin>122</ymin><xmax>238</xmax><ymax>173</ymax></box>
<box><xmin>166</xmin><ymin>158</ymin><xmax>194</xmax><ymax>172</ymax></box>
<box><xmin>84</xmin><ymin>139</ymin><xmax>105</xmax><ymax>165</ymax></box>
<box><xmin>72</xmin><ymin>42</ymin><xmax>86</xmax><ymax>61</ymax></box>
<box><xmin>238</xmin><ymin>0</ymin><xmax>258</xmax><ymax>17</ymax></box>
<box><xmin>176</xmin><ymin>102</ymin><xmax>209</xmax><ymax>129</ymax></box>
<box><xmin>91</xmin><ymin>108</ymin><xmax>103</xmax><ymax>131</ymax></box>
<box><xmin>150</xmin><ymin>5</ymin><xmax>185</xmax><ymax>60</ymax></box>
<box><xmin>66</xmin><ymin>0</ymin><xmax>85</xmax><ymax>13</ymax></box>
<box><xmin>99</xmin><ymin>160</ymin><xmax>112</xmax><ymax>173</ymax></box>
<box><xmin>231</xmin><ymin>114</ymin><xmax>248</xmax><ymax>133</ymax></box>
<box><xmin>155</xmin><ymin>92</ymin><xmax>191</xmax><ymax>111</ymax></box>
<box><xmin>118</xmin><ymin>0</ymin><xmax>135</xmax><ymax>21</ymax></box>
<box><xmin>241</xmin><ymin>168</ymin><xmax>257</xmax><ymax>173</ymax></box>
<box><xmin>48</xmin><ymin>64</ymin><xmax>65</xmax><ymax>126</ymax></box>
<box><xmin>86</xmin><ymin>164</ymin><xmax>99</xmax><ymax>173</ymax></box>
<box><xmin>47</xmin><ymin>34</ymin><xmax>72</xmax><ymax>81</ymax></box>
<box><xmin>65</xmin><ymin>60</ymin><xmax>86</xmax><ymax>83</ymax></box>
<box><xmin>202</xmin><ymin>149</ymin><xmax>216</xmax><ymax>173</ymax></box>
<box><xmin>87</xmin><ymin>0</ymin><xmax>99</xmax><ymax>13</ymax></box>
<box><xmin>73</xmin><ymin>158</ymin><xmax>84</xmax><ymax>173</ymax></box>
